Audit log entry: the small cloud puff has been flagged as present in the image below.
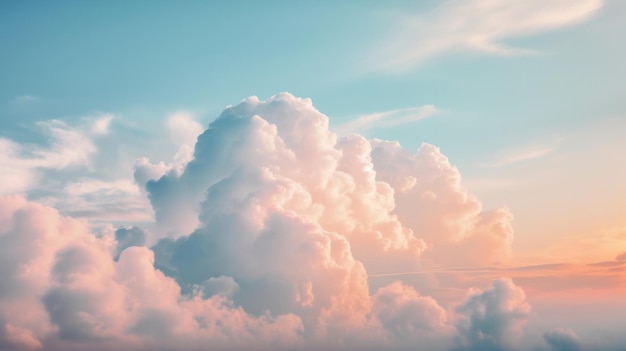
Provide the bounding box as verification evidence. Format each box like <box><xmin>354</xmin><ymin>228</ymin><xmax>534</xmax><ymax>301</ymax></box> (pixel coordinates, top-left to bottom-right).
<box><xmin>544</xmin><ymin>328</ymin><xmax>582</xmax><ymax>351</ymax></box>
<box><xmin>453</xmin><ymin>278</ymin><xmax>530</xmax><ymax>351</ymax></box>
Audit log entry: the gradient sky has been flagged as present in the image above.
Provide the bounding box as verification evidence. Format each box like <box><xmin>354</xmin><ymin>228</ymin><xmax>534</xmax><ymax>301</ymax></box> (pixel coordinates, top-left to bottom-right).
<box><xmin>1</xmin><ymin>1</ymin><xmax>625</xmax><ymax>351</ymax></box>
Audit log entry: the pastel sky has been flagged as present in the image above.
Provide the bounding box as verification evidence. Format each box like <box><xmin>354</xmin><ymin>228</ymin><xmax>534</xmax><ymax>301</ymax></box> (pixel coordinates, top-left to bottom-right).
<box><xmin>1</xmin><ymin>1</ymin><xmax>625</xmax><ymax>350</ymax></box>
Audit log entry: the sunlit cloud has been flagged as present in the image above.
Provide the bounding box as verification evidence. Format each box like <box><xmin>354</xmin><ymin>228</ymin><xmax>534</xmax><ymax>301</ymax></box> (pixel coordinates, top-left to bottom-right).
<box><xmin>0</xmin><ymin>93</ymin><xmax>624</xmax><ymax>350</ymax></box>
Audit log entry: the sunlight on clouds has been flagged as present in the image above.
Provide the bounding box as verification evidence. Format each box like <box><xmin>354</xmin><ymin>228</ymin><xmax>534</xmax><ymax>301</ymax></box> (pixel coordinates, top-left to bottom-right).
<box><xmin>0</xmin><ymin>93</ymin><xmax>527</xmax><ymax>350</ymax></box>
<box><xmin>0</xmin><ymin>93</ymin><xmax>624</xmax><ymax>350</ymax></box>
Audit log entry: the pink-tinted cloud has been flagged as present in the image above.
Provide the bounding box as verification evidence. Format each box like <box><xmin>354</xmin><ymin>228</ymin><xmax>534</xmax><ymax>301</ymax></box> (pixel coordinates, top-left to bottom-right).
<box><xmin>2</xmin><ymin>93</ymin><xmax>623</xmax><ymax>350</ymax></box>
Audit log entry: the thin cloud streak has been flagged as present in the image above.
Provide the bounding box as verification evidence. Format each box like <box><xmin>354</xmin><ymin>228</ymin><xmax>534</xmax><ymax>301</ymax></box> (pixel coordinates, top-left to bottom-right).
<box><xmin>14</xmin><ymin>95</ymin><xmax>41</xmax><ymax>105</ymax></box>
<box><xmin>375</xmin><ymin>0</ymin><xmax>603</xmax><ymax>72</ymax></box>
<box><xmin>482</xmin><ymin>145</ymin><xmax>557</xmax><ymax>168</ymax></box>
<box><xmin>337</xmin><ymin>105</ymin><xmax>439</xmax><ymax>135</ymax></box>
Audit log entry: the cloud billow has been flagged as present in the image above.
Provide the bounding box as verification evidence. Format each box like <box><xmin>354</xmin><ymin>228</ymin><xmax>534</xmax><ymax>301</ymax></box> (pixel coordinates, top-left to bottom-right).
<box><xmin>0</xmin><ymin>93</ymin><xmax>524</xmax><ymax>350</ymax></box>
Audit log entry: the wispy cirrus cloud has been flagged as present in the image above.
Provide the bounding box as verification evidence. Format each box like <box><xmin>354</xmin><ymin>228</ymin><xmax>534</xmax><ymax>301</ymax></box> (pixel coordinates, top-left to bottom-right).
<box><xmin>337</xmin><ymin>104</ymin><xmax>440</xmax><ymax>135</ymax></box>
<box><xmin>482</xmin><ymin>144</ymin><xmax>557</xmax><ymax>168</ymax></box>
<box><xmin>13</xmin><ymin>95</ymin><xmax>41</xmax><ymax>105</ymax></box>
<box><xmin>376</xmin><ymin>0</ymin><xmax>603</xmax><ymax>72</ymax></box>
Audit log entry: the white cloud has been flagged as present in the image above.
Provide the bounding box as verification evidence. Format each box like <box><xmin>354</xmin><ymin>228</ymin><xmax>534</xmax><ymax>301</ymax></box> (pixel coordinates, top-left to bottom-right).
<box><xmin>377</xmin><ymin>0</ymin><xmax>603</xmax><ymax>72</ymax></box>
<box><xmin>370</xmin><ymin>140</ymin><xmax>514</xmax><ymax>266</ymax></box>
<box><xmin>337</xmin><ymin>105</ymin><xmax>440</xmax><ymax>135</ymax></box>
<box><xmin>0</xmin><ymin>195</ymin><xmax>303</xmax><ymax>350</ymax></box>
<box><xmin>167</xmin><ymin>111</ymin><xmax>204</xmax><ymax>171</ymax></box>
<box><xmin>52</xmin><ymin>178</ymin><xmax>153</xmax><ymax>224</ymax></box>
<box><xmin>5</xmin><ymin>93</ymin><xmax>604</xmax><ymax>350</ymax></box>
<box><xmin>0</xmin><ymin>120</ymin><xmax>99</xmax><ymax>194</ymax></box>
<box><xmin>166</xmin><ymin>111</ymin><xmax>203</xmax><ymax>147</ymax></box>
<box><xmin>90</xmin><ymin>114</ymin><xmax>114</xmax><ymax>135</ymax></box>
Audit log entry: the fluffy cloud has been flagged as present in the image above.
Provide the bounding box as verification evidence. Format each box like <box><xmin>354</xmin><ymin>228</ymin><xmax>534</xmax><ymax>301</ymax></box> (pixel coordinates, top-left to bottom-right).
<box><xmin>453</xmin><ymin>278</ymin><xmax>530</xmax><ymax>351</ymax></box>
<box><xmin>0</xmin><ymin>93</ymin><xmax>526</xmax><ymax>350</ymax></box>
<box><xmin>371</xmin><ymin>281</ymin><xmax>451</xmax><ymax>346</ymax></box>
<box><xmin>0</xmin><ymin>195</ymin><xmax>303</xmax><ymax>351</ymax></box>
<box><xmin>370</xmin><ymin>140</ymin><xmax>513</xmax><ymax>266</ymax></box>
<box><xmin>137</xmin><ymin>93</ymin><xmax>512</xmax><ymax>270</ymax></box>
<box><xmin>544</xmin><ymin>328</ymin><xmax>582</xmax><ymax>351</ymax></box>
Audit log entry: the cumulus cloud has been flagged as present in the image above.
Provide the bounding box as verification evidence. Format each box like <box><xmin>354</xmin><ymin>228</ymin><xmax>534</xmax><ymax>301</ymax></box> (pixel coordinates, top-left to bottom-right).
<box><xmin>136</xmin><ymin>93</ymin><xmax>512</xmax><ymax>270</ymax></box>
<box><xmin>371</xmin><ymin>281</ymin><xmax>451</xmax><ymax>345</ymax></box>
<box><xmin>370</xmin><ymin>140</ymin><xmax>514</xmax><ymax>266</ymax></box>
<box><xmin>0</xmin><ymin>93</ymin><xmax>525</xmax><ymax>350</ymax></box>
<box><xmin>453</xmin><ymin>278</ymin><xmax>530</xmax><ymax>351</ymax></box>
<box><xmin>0</xmin><ymin>195</ymin><xmax>303</xmax><ymax>351</ymax></box>
<box><xmin>166</xmin><ymin>111</ymin><xmax>204</xmax><ymax>170</ymax></box>
<box><xmin>544</xmin><ymin>328</ymin><xmax>582</xmax><ymax>351</ymax></box>
<box><xmin>377</xmin><ymin>0</ymin><xmax>603</xmax><ymax>72</ymax></box>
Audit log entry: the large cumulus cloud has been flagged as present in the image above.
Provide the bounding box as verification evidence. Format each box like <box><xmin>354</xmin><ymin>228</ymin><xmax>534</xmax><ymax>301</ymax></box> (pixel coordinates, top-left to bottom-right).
<box><xmin>137</xmin><ymin>93</ymin><xmax>513</xmax><ymax>269</ymax></box>
<box><xmin>1</xmin><ymin>93</ymin><xmax>522</xmax><ymax>350</ymax></box>
<box><xmin>0</xmin><ymin>195</ymin><xmax>302</xmax><ymax>351</ymax></box>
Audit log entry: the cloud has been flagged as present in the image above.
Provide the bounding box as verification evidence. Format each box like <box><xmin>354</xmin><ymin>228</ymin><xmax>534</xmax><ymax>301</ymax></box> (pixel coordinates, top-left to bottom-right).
<box><xmin>0</xmin><ymin>194</ymin><xmax>303</xmax><ymax>351</ymax></box>
<box><xmin>371</xmin><ymin>281</ymin><xmax>450</xmax><ymax>343</ymax></box>
<box><xmin>453</xmin><ymin>278</ymin><xmax>531</xmax><ymax>351</ymax></box>
<box><xmin>544</xmin><ymin>328</ymin><xmax>582</xmax><ymax>351</ymax></box>
<box><xmin>166</xmin><ymin>111</ymin><xmax>204</xmax><ymax>170</ymax></box>
<box><xmin>0</xmin><ymin>114</ymin><xmax>159</xmax><ymax>225</ymax></box>
<box><xmin>50</xmin><ymin>178</ymin><xmax>153</xmax><ymax>224</ymax></box>
<box><xmin>137</xmin><ymin>93</ymin><xmax>511</xmax><ymax>273</ymax></box>
<box><xmin>0</xmin><ymin>93</ymin><xmax>560</xmax><ymax>350</ymax></box>
<box><xmin>90</xmin><ymin>114</ymin><xmax>114</xmax><ymax>135</ymax></box>
<box><xmin>14</xmin><ymin>95</ymin><xmax>40</xmax><ymax>105</ymax></box>
<box><xmin>167</xmin><ymin>111</ymin><xmax>203</xmax><ymax>146</ymax></box>
<box><xmin>482</xmin><ymin>144</ymin><xmax>557</xmax><ymax>168</ymax></box>
<box><xmin>0</xmin><ymin>119</ymin><xmax>99</xmax><ymax>194</ymax></box>
<box><xmin>377</xmin><ymin>0</ymin><xmax>603</xmax><ymax>72</ymax></box>
<box><xmin>337</xmin><ymin>105</ymin><xmax>439</xmax><ymax>135</ymax></box>
<box><xmin>370</xmin><ymin>140</ymin><xmax>514</xmax><ymax>266</ymax></box>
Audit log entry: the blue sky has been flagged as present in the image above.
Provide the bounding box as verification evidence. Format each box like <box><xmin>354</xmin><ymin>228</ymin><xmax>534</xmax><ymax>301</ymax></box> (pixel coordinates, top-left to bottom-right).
<box><xmin>3</xmin><ymin>0</ymin><xmax>625</xmax><ymax>251</ymax></box>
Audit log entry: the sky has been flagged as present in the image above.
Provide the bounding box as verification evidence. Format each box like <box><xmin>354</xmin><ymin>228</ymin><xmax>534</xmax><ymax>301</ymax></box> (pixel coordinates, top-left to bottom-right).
<box><xmin>0</xmin><ymin>1</ymin><xmax>625</xmax><ymax>350</ymax></box>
